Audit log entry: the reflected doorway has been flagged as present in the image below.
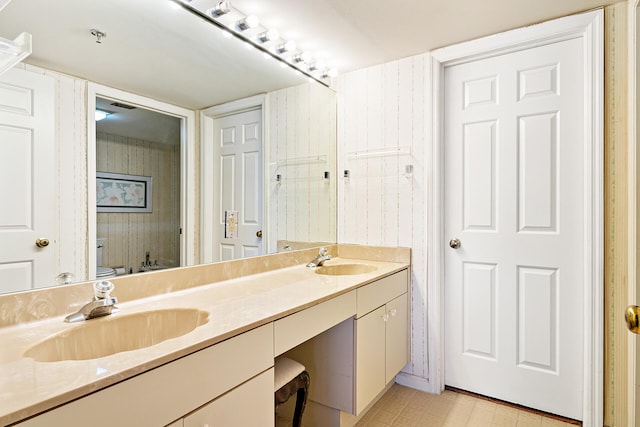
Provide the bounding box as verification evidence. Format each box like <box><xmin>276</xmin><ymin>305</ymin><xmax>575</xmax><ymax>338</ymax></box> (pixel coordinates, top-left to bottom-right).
<box><xmin>93</xmin><ymin>96</ymin><xmax>181</xmax><ymax>277</ymax></box>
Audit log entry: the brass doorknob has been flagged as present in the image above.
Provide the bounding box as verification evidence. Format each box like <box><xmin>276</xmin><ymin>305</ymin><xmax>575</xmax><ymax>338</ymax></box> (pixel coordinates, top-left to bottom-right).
<box><xmin>449</xmin><ymin>238</ymin><xmax>461</xmax><ymax>249</ymax></box>
<box><xmin>35</xmin><ymin>238</ymin><xmax>50</xmax><ymax>248</ymax></box>
<box><xmin>256</xmin><ymin>230</ymin><xmax>263</xmax><ymax>238</ymax></box>
<box><xmin>626</xmin><ymin>305</ymin><xmax>640</xmax><ymax>334</ymax></box>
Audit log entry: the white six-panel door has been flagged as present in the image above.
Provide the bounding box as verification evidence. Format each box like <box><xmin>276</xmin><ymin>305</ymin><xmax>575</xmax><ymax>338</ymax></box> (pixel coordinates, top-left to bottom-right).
<box><xmin>444</xmin><ymin>37</ymin><xmax>584</xmax><ymax>419</ymax></box>
<box><xmin>212</xmin><ymin>108</ymin><xmax>263</xmax><ymax>261</ymax></box>
<box><xmin>0</xmin><ymin>68</ymin><xmax>56</xmax><ymax>293</ymax></box>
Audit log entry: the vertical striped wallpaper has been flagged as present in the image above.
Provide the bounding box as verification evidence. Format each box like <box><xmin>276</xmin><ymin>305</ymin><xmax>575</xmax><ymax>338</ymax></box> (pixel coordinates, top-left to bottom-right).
<box><xmin>266</xmin><ymin>81</ymin><xmax>337</xmax><ymax>253</ymax></box>
<box><xmin>336</xmin><ymin>53</ymin><xmax>430</xmax><ymax>382</ymax></box>
<box><xmin>96</xmin><ymin>132</ymin><xmax>180</xmax><ymax>273</ymax></box>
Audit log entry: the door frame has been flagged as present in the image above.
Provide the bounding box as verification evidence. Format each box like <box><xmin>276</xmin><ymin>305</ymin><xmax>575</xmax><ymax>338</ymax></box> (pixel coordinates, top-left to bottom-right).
<box><xmin>87</xmin><ymin>83</ymin><xmax>197</xmax><ymax>277</ymax></box>
<box><xmin>200</xmin><ymin>94</ymin><xmax>266</xmax><ymax>263</ymax></box>
<box><xmin>629</xmin><ymin>1</ymin><xmax>639</xmax><ymax>424</ymax></box>
<box><xmin>426</xmin><ymin>10</ymin><xmax>604</xmax><ymax>425</ymax></box>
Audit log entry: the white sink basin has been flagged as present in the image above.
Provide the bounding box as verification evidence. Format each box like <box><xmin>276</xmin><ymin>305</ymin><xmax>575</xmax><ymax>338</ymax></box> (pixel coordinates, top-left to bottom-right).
<box><xmin>24</xmin><ymin>308</ymin><xmax>209</xmax><ymax>362</ymax></box>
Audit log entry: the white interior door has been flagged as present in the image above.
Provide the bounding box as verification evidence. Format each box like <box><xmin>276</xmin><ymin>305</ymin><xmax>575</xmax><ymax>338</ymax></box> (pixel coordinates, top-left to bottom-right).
<box><xmin>444</xmin><ymin>37</ymin><xmax>585</xmax><ymax>420</ymax></box>
<box><xmin>212</xmin><ymin>108</ymin><xmax>263</xmax><ymax>261</ymax></box>
<box><xmin>0</xmin><ymin>67</ymin><xmax>56</xmax><ymax>293</ymax></box>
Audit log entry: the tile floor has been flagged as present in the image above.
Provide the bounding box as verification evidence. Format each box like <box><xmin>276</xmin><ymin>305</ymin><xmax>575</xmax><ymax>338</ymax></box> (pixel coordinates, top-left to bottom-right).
<box><xmin>354</xmin><ymin>384</ymin><xmax>580</xmax><ymax>427</ymax></box>
<box><xmin>277</xmin><ymin>384</ymin><xmax>580</xmax><ymax>427</ymax></box>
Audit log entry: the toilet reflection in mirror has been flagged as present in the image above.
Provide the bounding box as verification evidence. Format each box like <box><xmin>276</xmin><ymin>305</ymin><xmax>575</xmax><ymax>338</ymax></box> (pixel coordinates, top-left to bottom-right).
<box><xmin>96</xmin><ymin>238</ymin><xmax>116</xmax><ymax>279</ymax></box>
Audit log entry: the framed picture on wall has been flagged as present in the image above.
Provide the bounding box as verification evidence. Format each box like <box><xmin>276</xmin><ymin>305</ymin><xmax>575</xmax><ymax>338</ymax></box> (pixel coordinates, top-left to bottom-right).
<box><xmin>96</xmin><ymin>172</ymin><xmax>153</xmax><ymax>213</ymax></box>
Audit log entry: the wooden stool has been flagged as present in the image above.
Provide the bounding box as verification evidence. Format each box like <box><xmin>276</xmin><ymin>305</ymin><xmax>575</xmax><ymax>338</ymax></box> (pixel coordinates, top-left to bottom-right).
<box><xmin>274</xmin><ymin>357</ymin><xmax>310</xmax><ymax>427</ymax></box>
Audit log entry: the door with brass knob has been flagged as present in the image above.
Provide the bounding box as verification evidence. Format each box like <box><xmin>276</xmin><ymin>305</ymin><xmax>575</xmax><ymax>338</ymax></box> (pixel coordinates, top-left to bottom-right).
<box><xmin>35</xmin><ymin>238</ymin><xmax>50</xmax><ymax>248</ymax></box>
<box><xmin>0</xmin><ymin>68</ymin><xmax>56</xmax><ymax>291</ymax></box>
<box><xmin>626</xmin><ymin>305</ymin><xmax>640</xmax><ymax>334</ymax></box>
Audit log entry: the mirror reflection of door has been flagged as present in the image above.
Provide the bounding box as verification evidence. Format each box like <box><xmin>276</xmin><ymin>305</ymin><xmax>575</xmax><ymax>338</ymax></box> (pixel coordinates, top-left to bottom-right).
<box><xmin>212</xmin><ymin>108</ymin><xmax>264</xmax><ymax>261</ymax></box>
<box><xmin>0</xmin><ymin>68</ymin><xmax>56</xmax><ymax>293</ymax></box>
<box><xmin>95</xmin><ymin>97</ymin><xmax>181</xmax><ymax>276</ymax></box>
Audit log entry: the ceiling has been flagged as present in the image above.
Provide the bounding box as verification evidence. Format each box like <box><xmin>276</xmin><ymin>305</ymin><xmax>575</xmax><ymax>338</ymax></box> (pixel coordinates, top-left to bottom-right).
<box><xmin>229</xmin><ymin>0</ymin><xmax>619</xmax><ymax>72</ymax></box>
<box><xmin>96</xmin><ymin>97</ymin><xmax>181</xmax><ymax>145</ymax></box>
<box><xmin>0</xmin><ymin>0</ymin><xmax>618</xmax><ymax>110</ymax></box>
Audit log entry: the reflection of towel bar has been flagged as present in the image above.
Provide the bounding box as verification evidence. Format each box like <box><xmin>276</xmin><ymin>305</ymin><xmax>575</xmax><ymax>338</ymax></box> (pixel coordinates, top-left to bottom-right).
<box><xmin>270</xmin><ymin>155</ymin><xmax>328</xmax><ymax>168</ymax></box>
<box><xmin>346</xmin><ymin>146</ymin><xmax>412</xmax><ymax>160</ymax></box>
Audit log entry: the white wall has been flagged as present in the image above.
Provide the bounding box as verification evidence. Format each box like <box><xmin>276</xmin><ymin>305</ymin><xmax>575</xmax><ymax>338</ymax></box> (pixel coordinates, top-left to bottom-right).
<box><xmin>336</xmin><ymin>53</ymin><xmax>431</xmax><ymax>386</ymax></box>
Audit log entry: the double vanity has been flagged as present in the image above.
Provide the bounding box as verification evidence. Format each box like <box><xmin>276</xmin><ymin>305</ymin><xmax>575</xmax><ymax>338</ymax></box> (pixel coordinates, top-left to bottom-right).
<box><xmin>0</xmin><ymin>245</ymin><xmax>410</xmax><ymax>427</ymax></box>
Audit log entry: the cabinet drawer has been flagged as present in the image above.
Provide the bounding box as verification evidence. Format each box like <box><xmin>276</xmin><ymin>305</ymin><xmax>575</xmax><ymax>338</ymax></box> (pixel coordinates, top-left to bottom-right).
<box><xmin>274</xmin><ymin>290</ymin><xmax>356</xmax><ymax>355</ymax></box>
<box><xmin>17</xmin><ymin>324</ymin><xmax>274</xmax><ymax>427</ymax></box>
<box><xmin>183</xmin><ymin>368</ymin><xmax>274</xmax><ymax>427</ymax></box>
<box><xmin>356</xmin><ymin>269</ymin><xmax>408</xmax><ymax>318</ymax></box>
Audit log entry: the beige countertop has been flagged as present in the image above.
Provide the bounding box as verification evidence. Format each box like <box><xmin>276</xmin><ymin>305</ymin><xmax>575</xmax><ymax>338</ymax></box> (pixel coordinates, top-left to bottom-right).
<box><xmin>0</xmin><ymin>254</ymin><xmax>409</xmax><ymax>425</ymax></box>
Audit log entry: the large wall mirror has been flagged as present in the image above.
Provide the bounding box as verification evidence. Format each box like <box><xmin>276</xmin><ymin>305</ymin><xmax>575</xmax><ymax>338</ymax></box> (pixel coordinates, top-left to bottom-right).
<box><xmin>0</xmin><ymin>0</ymin><xmax>336</xmax><ymax>294</ymax></box>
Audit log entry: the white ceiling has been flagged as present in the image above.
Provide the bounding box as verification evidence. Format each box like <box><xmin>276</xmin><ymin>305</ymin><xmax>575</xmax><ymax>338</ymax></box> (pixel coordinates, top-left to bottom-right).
<box><xmin>96</xmin><ymin>97</ymin><xmax>181</xmax><ymax>145</ymax></box>
<box><xmin>0</xmin><ymin>0</ymin><xmax>618</xmax><ymax>110</ymax></box>
<box><xmin>229</xmin><ymin>0</ymin><xmax>618</xmax><ymax>72</ymax></box>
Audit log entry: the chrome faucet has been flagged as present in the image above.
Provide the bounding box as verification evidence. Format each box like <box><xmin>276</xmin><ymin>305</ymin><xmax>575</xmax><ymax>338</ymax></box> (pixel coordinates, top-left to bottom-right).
<box><xmin>64</xmin><ymin>280</ymin><xmax>119</xmax><ymax>323</ymax></box>
<box><xmin>306</xmin><ymin>247</ymin><xmax>332</xmax><ymax>268</ymax></box>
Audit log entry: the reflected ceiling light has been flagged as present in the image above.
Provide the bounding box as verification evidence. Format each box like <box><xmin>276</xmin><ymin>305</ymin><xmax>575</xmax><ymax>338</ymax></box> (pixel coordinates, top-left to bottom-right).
<box><xmin>179</xmin><ymin>1</ymin><xmax>337</xmax><ymax>83</ymax></box>
<box><xmin>236</xmin><ymin>15</ymin><xmax>259</xmax><ymax>31</ymax></box>
<box><xmin>321</xmin><ymin>68</ymin><xmax>338</xmax><ymax>78</ymax></box>
<box><xmin>293</xmin><ymin>51</ymin><xmax>312</xmax><ymax>64</ymax></box>
<box><xmin>209</xmin><ymin>1</ymin><xmax>232</xmax><ymax>17</ymax></box>
<box><xmin>276</xmin><ymin>40</ymin><xmax>296</xmax><ymax>54</ymax></box>
<box><xmin>95</xmin><ymin>109</ymin><xmax>112</xmax><ymax>121</ymax></box>
<box><xmin>257</xmin><ymin>29</ymin><xmax>279</xmax><ymax>43</ymax></box>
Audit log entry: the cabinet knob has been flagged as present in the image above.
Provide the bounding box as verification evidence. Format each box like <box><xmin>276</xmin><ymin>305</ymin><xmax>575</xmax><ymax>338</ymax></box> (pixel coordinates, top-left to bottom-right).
<box><xmin>390</xmin><ymin>308</ymin><xmax>397</xmax><ymax>317</ymax></box>
<box><xmin>382</xmin><ymin>314</ymin><xmax>389</xmax><ymax>322</ymax></box>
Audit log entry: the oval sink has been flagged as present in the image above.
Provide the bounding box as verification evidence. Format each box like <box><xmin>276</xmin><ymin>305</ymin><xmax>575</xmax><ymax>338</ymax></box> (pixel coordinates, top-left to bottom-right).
<box><xmin>24</xmin><ymin>308</ymin><xmax>209</xmax><ymax>362</ymax></box>
<box><xmin>314</xmin><ymin>263</ymin><xmax>378</xmax><ymax>276</ymax></box>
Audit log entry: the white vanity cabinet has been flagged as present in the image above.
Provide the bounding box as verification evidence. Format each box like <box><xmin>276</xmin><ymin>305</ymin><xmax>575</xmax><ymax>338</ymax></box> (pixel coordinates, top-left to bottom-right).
<box><xmin>15</xmin><ymin>324</ymin><xmax>274</xmax><ymax>427</ymax></box>
<box><xmin>354</xmin><ymin>270</ymin><xmax>409</xmax><ymax>413</ymax></box>
<box><xmin>283</xmin><ymin>269</ymin><xmax>409</xmax><ymax>420</ymax></box>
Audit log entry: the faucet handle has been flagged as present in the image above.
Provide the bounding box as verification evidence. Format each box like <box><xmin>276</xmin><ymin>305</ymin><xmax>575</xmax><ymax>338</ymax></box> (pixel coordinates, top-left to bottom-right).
<box><xmin>319</xmin><ymin>247</ymin><xmax>329</xmax><ymax>256</ymax></box>
<box><xmin>94</xmin><ymin>280</ymin><xmax>115</xmax><ymax>299</ymax></box>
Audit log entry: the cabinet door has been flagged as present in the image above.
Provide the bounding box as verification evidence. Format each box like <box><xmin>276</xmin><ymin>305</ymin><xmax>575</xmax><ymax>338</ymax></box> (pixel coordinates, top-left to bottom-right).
<box><xmin>183</xmin><ymin>368</ymin><xmax>273</xmax><ymax>427</ymax></box>
<box><xmin>355</xmin><ymin>305</ymin><xmax>386</xmax><ymax>414</ymax></box>
<box><xmin>385</xmin><ymin>293</ymin><xmax>409</xmax><ymax>384</ymax></box>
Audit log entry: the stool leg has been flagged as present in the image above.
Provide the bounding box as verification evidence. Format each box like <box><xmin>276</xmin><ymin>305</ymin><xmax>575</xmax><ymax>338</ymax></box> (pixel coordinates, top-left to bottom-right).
<box><xmin>292</xmin><ymin>371</ymin><xmax>310</xmax><ymax>427</ymax></box>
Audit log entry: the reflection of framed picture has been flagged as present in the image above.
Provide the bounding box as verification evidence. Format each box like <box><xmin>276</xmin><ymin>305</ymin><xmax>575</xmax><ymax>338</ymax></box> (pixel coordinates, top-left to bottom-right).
<box><xmin>96</xmin><ymin>172</ymin><xmax>153</xmax><ymax>213</ymax></box>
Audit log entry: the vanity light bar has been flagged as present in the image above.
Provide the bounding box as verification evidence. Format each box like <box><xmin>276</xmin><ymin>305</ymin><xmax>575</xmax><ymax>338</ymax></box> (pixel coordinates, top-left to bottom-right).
<box><xmin>174</xmin><ymin>0</ymin><xmax>335</xmax><ymax>85</ymax></box>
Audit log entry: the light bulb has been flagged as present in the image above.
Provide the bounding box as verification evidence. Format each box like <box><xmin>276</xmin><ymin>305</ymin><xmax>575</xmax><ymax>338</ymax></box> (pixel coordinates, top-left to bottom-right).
<box><xmin>258</xmin><ymin>29</ymin><xmax>279</xmax><ymax>43</ymax></box>
<box><xmin>95</xmin><ymin>110</ymin><xmax>111</xmax><ymax>121</ymax></box>
<box><xmin>237</xmin><ymin>15</ymin><xmax>259</xmax><ymax>31</ymax></box>
<box><xmin>276</xmin><ymin>40</ymin><xmax>296</xmax><ymax>54</ymax></box>
<box><xmin>293</xmin><ymin>51</ymin><xmax>312</xmax><ymax>64</ymax></box>
<box><xmin>321</xmin><ymin>68</ymin><xmax>338</xmax><ymax>78</ymax></box>
<box><xmin>209</xmin><ymin>1</ymin><xmax>231</xmax><ymax>17</ymax></box>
